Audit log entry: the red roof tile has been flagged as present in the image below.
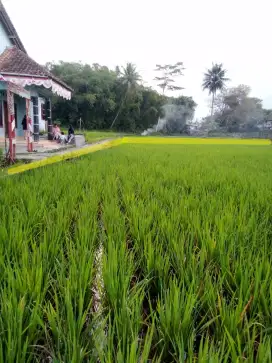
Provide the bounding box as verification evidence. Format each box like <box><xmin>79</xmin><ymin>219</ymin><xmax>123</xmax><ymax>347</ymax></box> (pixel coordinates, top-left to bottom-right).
<box><xmin>0</xmin><ymin>47</ymin><xmax>73</xmax><ymax>91</ymax></box>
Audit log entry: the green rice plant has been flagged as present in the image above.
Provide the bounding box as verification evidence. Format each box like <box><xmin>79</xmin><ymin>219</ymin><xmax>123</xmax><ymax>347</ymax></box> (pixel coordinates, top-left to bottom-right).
<box><xmin>1</xmin><ymin>143</ymin><xmax>272</xmax><ymax>361</ymax></box>
<box><xmin>156</xmin><ymin>278</ymin><xmax>197</xmax><ymax>361</ymax></box>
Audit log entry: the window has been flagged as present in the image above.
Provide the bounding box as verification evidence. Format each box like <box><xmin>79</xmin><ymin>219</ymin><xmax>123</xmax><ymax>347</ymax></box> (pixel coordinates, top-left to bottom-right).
<box><xmin>41</xmin><ymin>103</ymin><xmax>46</xmax><ymax>120</ymax></box>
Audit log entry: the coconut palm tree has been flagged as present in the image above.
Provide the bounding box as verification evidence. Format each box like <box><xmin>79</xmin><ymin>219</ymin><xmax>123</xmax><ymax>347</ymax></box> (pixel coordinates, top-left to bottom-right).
<box><xmin>202</xmin><ymin>63</ymin><xmax>229</xmax><ymax>118</ymax></box>
<box><xmin>110</xmin><ymin>63</ymin><xmax>141</xmax><ymax>129</ymax></box>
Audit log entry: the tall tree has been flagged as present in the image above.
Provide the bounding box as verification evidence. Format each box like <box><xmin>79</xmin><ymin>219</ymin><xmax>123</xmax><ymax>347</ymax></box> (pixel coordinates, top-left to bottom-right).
<box><xmin>202</xmin><ymin>63</ymin><xmax>229</xmax><ymax>117</ymax></box>
<box><xmin>213</xmin><ymin>85</ymin><xmax>264</xmax><ymax>132</ymax></box>
<box><xmin>154</xmin><ymin>62</ymin><xmax>185</xmax><ymax>94</ymax></box>
<box><xmin>163</xmin><ymin>96</ymin><xmax>197</xmax><ymax>133</ymax></box>
<box><xmin>46</xmin><ymin>61</ymin><xmax>117</xmax><ymax>129</ymax></box>
<box><xmin>110</xmin><ymin>63</ymin><xmax>141</xmax><ymax>129</ymax></box>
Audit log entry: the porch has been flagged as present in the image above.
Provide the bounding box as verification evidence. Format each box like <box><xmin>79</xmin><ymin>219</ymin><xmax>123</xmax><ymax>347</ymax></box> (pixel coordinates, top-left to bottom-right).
<box><xmin>0</xmin><ymin>46</ymin><xmax>73</xmax><ymax>161</ymax></box>
<box><xmin>0</xmin><ymin>135</ymin><xmax>74</xmax><ymax>160</ymax></box>
<box><xmin>0</xmin><ymin>91</ymin><xmax>43</xmax><ymax>138</ymax></box>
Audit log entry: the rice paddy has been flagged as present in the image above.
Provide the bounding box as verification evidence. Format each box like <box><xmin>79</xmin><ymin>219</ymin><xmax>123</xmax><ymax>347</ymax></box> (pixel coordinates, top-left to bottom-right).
<box><xmin>1</xmin><ymin>141</ymin><xmax>272</xmax><ymax>362</ymax></box>
<box><xmin>123</xmin><ymin>136</ymin><xmax>271</xmax><ymax>145</ymax></box>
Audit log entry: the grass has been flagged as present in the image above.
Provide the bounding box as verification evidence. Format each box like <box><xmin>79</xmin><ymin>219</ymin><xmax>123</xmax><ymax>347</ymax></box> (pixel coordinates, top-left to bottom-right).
<box><xmin>83</xmin><ymin>131</ymin><xmax>123</xmax><ymax>143</ymax></box>
<box><xmin>0</xmin><ymin>142</ymin><xmax>272</xmax><ymax>361</ymax></box>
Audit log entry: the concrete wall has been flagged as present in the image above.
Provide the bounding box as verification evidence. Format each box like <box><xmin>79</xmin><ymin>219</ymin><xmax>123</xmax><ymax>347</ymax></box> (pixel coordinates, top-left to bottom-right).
<box><xmin>0</xmin><ymin>21</ymin><xmax>12</xmax><ymax>54</ymax></box>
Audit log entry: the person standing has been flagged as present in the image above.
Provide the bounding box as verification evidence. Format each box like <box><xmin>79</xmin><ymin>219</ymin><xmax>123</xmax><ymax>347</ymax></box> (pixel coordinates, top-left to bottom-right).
<box><xmin>22</xmin><ymin>115</ymin><xmax>27</xmax><ymax>140</ymax></box>
<box><xmin>67</xmin><ymin>125</ymin><xmax>75</xmax><ymax>144</ymax></box>
<box><xmin>52</xmin><ymin>124</ymin><xmax>61</xmax><ymax>141</ymax></box>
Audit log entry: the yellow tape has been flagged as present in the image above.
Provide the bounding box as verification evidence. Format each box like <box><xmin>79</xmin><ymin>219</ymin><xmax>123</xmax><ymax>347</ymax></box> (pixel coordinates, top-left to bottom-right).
<box><xmin>8</xmin><ymin>138</ymin><xmax>123</xmax><ymax>175</ymax></box>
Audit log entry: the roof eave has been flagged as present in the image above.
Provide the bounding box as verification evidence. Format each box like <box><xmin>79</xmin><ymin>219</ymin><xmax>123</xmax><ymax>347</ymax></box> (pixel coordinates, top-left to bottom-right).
<box><xmin>1</xmin><ymin>71</ymin><xmax>73</xmax><ymax>92</ymax></box>
<box><xmin>0</xmin><ymin>71</ymin><xmax>47</xmax><ymax>77</ymax></box>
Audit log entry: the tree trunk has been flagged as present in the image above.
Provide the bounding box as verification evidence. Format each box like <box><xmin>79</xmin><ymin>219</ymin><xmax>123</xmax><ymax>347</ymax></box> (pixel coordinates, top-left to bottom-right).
<box><xmin>211</xmin><ymin>92</ymin><xmax>215</xmax><ymax>118</ymax></box>
<box><xmin>110</xmin><ymin>91</ymin><xmax>127</xmax><ymax>129</ymax></box>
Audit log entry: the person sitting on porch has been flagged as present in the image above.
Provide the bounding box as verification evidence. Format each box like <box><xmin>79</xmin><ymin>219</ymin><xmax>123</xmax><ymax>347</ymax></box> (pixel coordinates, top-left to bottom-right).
<box><xmin>22</xmin><ymin>115</ymin><xmax>27</xmax><ymax>140</ymax></box>
<box><xmin>67</xmin><ymin>125</ymin><xmax>75</xmax><ymax>144</ymax></box>
<box><xmin>59</xmin><ymin>132</ymin><xmax>67</xmax><ymax>144</ymax></box>
<box><xmin>52</xmin><ymin>124</ymin><xmax>61</xmax><ymax>140</ymax></box>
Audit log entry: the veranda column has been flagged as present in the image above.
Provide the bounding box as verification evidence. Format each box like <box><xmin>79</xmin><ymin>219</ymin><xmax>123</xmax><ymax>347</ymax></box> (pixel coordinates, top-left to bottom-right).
<box><xmin>31</xmin><ymin>96</ymin><xmax>39</xmax><ymax>142</ymax></box>
<box><xmin>7</xmin><ymin>89</ymin><xmax>16</xmax><ymax>161</ymax></box>
<box><xmin>26</xmin><ymin>98</ymin><xmax>33</xmax><ymax>152</ymax></box>
<box><xmin>46</xmin><ymin>98</ymin><xmax>53</xmax><ymax>140</ymax></box>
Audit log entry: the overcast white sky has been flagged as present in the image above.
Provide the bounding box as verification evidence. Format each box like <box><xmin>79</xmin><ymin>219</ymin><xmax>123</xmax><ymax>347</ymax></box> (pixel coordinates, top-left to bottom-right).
<box><xmin>3</xmin><ymin>0</ymin><xmax>272</xmax><ymax>118</ymax></box>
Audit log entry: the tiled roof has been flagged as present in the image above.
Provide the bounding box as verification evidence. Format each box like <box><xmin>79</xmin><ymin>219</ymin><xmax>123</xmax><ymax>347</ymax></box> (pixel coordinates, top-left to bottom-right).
<box><xmin>0</xmin><ymin>47</ymin><xmax>73</xmax><ymax>91</ymax></box>
<box><xmin>0</xmin><ymin>2</ymin><xmax>26</xmax><ymax>53</ymax></box>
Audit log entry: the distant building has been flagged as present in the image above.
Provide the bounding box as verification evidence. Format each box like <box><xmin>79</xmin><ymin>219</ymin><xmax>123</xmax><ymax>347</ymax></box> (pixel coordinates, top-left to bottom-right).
<box><xmin>0</xmin><ymin>2</ymin><xmax>72</xmax><ymax>159</ymax></box>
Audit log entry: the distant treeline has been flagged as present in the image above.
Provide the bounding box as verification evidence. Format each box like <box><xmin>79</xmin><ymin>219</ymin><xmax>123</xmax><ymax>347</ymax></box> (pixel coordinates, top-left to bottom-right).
<box><xmin>47</xmin><ymin>62</ymin><xmax>196</xmax><ymax>132</ymax></box>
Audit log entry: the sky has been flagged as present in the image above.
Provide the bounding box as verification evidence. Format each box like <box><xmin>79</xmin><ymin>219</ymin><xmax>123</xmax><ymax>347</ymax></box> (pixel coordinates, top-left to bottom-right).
<box><xmin>3</xmin><ymin>0</ymin><xmax>272</xmax><ymax>119</ymax></box>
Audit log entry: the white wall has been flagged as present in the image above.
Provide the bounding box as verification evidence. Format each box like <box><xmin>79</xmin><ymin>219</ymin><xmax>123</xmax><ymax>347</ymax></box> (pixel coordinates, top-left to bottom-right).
<box><xmin>38</xmin><ymin>97</ymin><xmax>46</xmax><ymax>131</ymax></box>
<box><xmin>0</xmin><ymin>21</ymin><xmax>12</xmax><ymax>54</ymax></box>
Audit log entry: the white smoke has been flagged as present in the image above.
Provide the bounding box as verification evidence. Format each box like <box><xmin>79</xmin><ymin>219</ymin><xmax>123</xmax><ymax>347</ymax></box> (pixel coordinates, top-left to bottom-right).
<box><xmin>141</xmin><ymin>103</ymin><xmax>195</xmax><ymax>136</ymax></box>
<box><xmin>141</xmin><ymin>117</ymin><xmax>166</xmax><ymax>136</ymax></box>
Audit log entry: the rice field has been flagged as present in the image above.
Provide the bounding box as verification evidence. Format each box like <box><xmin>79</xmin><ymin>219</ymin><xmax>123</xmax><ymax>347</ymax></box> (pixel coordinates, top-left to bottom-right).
<box><xmin>1</xmin><ymin>142</ymin><xmax>272</xmax><ymax>362</ymax></box>
<box><xmin>123</xmin><ymin>136</ymin><xmax>271</xmax><ymax>145</ymax></box>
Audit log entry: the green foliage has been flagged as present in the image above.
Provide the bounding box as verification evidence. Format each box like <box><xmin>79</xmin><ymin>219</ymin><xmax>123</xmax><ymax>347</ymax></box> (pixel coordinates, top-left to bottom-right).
<box><xmin>160</xmin><ymin>96</ymin><xmax>197</xmax><ymax>134</ymax></box>
<box><xmin>138</xmin><ymin>88</ymin><xmax>165</xmax><ymax>130</ymax></box>
<box><xmin>203</xmin><ymin>63</ymin><xmax>229</xmax><ymax>117</ymax></box>
<box><xmin>263</xmin><ymin>109</ymin><xmax>272</xmax><ymax>122</ymax></box>
<box><xmin>47</xmin><ymin>62</ymin><xmax>117</xmax><ymax>130</ymax></box>
<box><xmin>1</xmin><ymin>144</ymin><xmax>272</xmax><ymax>360</ymax></box>
<box><xmin>214</xmin><ymin>85</ymin><xmax>265</xmax><ymax>132</ymax></box>
<box><xmin>47</xmin><ymin>62</ymin><xmax>166</xmax><ymax>132</ymax></box>
<box><xmin>110</xmin><ymin>63</ymin><xmax>142</xmax><ymax>129</ymax></box>
<box><xmin>83</xmin><ymin>131</ymin><xmax>123</xmax><ymax>143</ymax></box>
<box><xmin>202</xmin><ymin>63</ymin><xmax>229</xmax><ymax>95</ymax></box>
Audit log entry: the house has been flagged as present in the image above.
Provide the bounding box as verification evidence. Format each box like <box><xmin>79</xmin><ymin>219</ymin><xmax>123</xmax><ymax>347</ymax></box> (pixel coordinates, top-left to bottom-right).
<box><xmin>0</xmin><ymin>1</ymin><xmax>72</xmax><ymax>159</ymax></box>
